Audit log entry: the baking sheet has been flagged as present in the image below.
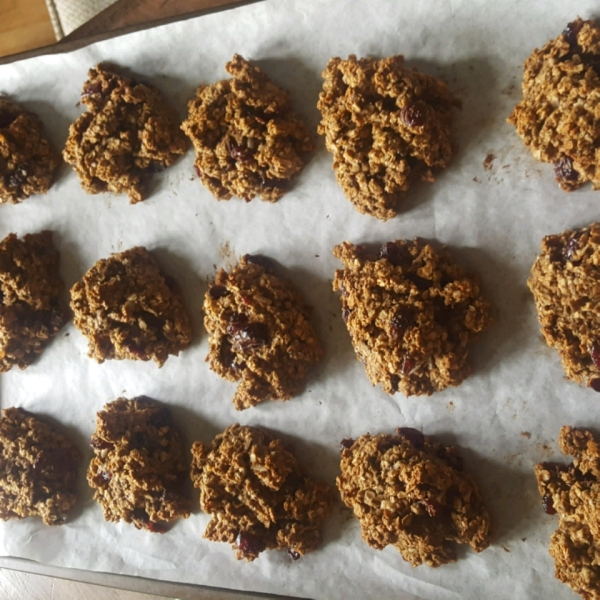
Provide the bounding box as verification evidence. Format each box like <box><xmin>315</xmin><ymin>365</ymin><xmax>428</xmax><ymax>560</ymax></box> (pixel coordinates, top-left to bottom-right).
<box><xmin>0</xmin><ymin>0</ymin><xmax>599</xmax><ymax>598</ymax></box>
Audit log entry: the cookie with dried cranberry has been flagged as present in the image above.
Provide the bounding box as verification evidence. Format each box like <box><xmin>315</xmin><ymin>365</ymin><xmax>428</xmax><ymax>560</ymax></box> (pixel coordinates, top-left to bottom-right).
<box><xmin>0</xmin><ymin>99</ymin><xmax>60</xmax><ymax>203</ymax></box>
<box><xmin>535</xmin><ymin>426</ymin><xmax>600</xmax><ymax>599</ymax></box>
<box><xmin>332</xmin><ymin>240</ymin><xmax>492</xmax><ymax>396</ymax></box>
<box><xmin>87</xmin><ymin>396</ymin><xmax>190</xmax><ymax>532</ymax></box>
<box><xmin>337</xmin><ymin>428</ymin><xmax>492</xmax><ymax>567</ymax></box>
<box><xmin>317</xmin><ymin>55</ymin><xmax>460</xmax><ymax>221</ymax></box>
<box><xmin>0</xmin><ymin>407</ymin><xmax>81</xmax><ymax>525</ymax></box>
<box><xmin>528</xmin><ymin>223</ymin><xmax>600</xmax><ymax>391</ymax></box>
<box><xmin>0</xmin><ymin>230</ymin><xmax>67</xmax><ymax>372</ymax></box>
<box><xmin>204</xmin><ymin>254</ymin><xmax>323</xmax><ymax>410</ymax></box>
<box><xmin>190</xmin><ymin>423</ymin><xmax>333</xmax><ymax>561</ymax></box>
<box><xmin>63</xmin><ymin>63</ymin><xmax>187</xmax><ymax>203</ymax></box>
<box><xmin>70</xmin><ymin>246</ymin><xmax>192</xmax><ymax>366</ymax></box>
<box><xmin>181</xmin><ymin>54</ymin><xmax>313</xmax><ymax>203</ymax></box>
<box><xmin>508</xmin><ymin>18</ymin><xmax>600</xmax><ymax>191</ymax></box>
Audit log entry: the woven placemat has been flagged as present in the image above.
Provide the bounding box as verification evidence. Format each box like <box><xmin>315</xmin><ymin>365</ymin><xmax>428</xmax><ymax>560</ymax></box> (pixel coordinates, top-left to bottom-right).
<box><xmin>45</xmin><ymin>0</ymin><xmax>118</xmax><ymax>39</ymax></box>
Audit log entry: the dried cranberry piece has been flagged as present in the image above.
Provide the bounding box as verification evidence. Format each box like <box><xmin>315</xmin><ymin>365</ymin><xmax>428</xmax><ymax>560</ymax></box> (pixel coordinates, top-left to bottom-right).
<box><xmin>542</xmin><ymin>494</ymin><xmax>556</xmax><ymax>515</ymax></box>
<box><xmin>589</xmin><ymin>343</ymin><xmax>600</xmax><ymax>370</ymax></box>
<box><xmin>591</xmin><ymin>378</ymin><xmax>600</xmax><ymax>392</ymax></box>
<box><xmin>377</xmin><ymin>436</ymin><xmax>404</xmax><ymax>452</ymax></box>
<box><xmin>390</xmin><ymin>308</ymin><xmax>415</xmax><ymax>341</ymax></box>
<box><xmin>261</xmin><ymin>175</ymin><xmax>288</xmax><ymax>191</ymax></box>
<box><xmin>81</xmin><ymin>82</ymin><xmax>103</xmax><ymax>99</ymax></box>
<box><xmin>342</xmin><ymin>307</ymin><xmax>352</xmax><ymax>323</ymax></box>
<box><xmin>194</xmin><ymin>165</ymin><xmax>203</xmax><ymax>179</ymax></box>
<box><xmin>227</xmin><ymin>313</ymin><xmax>270</xmax><ymax>353</ymax></box>
<box><xmin>390</xmin><ymin>374</ymin><xmax>400</xmax><ymax>392</ymax></box>
<box><xmin>401</xmin><ymin>355</ymin><xmax>415</xmax><ymax>375</ymax></box>
<box><xmin>563</xmin><ymin>21</ymin><xmax>583</xmax><ymax>49</ymax></box>
<box><xmin>401</xmin><ymin>101</ymin><xmax>427</xmax><ymax>127</ymax></box>
<box><xmin>288</xmin><ymin>549</ymin><xmax>301</xmax><ymax>560</ymax></box>
<box><xmin>554</xmin><ymin>156</ymin><xmax>579</xmax><ymax>182</ymax></box>
<box><xmin>378</xmin><ymin>242</ymin><xmax>412</xmax><ymax>267</ymax></box>
<box><xmin>227</xmin><ymin>140</ymin><xmax>253</xmax><ymax>162</ymax></box>
<box><xmin>245</xmin><ymin>254</ymin><xmax>275</xmax><ymax>273</ymax></box>
<box><xmin>132</xmin><ymin>508</ymin><xmax>167</xmax><ymax>533</ymax></box>
<box><xmin>397</xmin><ymin>427</ymin><xmax>424</xmax><ymax>447</ymax></box>
<box><xmin>340</xmin><ymin>438</ymin><xmax>355</xmax><ymax>449</ymax></box>
<box><xmin>208</xmin><ymin>285</ymin><xmax>230</xmax><ymax>300</ymax></box>
<box><xmin>0</xmin><ymin>111</ymin><xmax>16</xmax><ymax>129</ymax></box>
<box><xmin>236</xmin><ymin>531</ymin><xmax>266</xmax><ymax>556</ymax></box>
<box><xmin>219</xmin><ymin>337</ymin><xmax>237</xmax><ymax>370</ymax></box>
<box><xmin>421</xmin><ymin>499</ymin><xmax>452</xmax><ymax>519</ymax></box>
<box><xmin>562</xmin><ymin>234</ymin><xmax>582</xmax><ymax>262</ymax></box>
<box><xmin>100</xmin><ymin>470</ymin><xmax>112</xmax><ymax>482</ymax></box>
<box><xmin>90</xmin><ymin>437</ymin><xmax>114</xmax><ymax>450</ymax></box>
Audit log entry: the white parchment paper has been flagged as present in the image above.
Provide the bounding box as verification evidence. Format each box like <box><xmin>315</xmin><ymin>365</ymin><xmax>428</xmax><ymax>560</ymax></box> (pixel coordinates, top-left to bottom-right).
<box><xmin>1</xmin><ymin>0</ymin><xmax>600</xmax><ymax>598</ymax></box>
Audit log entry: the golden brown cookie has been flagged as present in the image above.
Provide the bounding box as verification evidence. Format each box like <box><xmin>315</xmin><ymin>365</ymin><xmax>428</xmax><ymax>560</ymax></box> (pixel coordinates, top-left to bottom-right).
<box><xmin>70</xmin><ymin>246</ymin><xmax>192</xmax><ymax>366</ymax></box>
<box><xmin>203</xmin><ymin>254</ymin><xmax>323</xmax><ymax>410</ymax></box>
<box><xmin>535</xmin><ymin>426</ymin><xmax>600</xmax><ymax>599</ymax></box>
<box><xmin>528</xmin><ymin>223</ymin><xmax>600</xmax><ymax>391</ymax></box>
<box><xmin>0</xmin><ymin>407</ymin><xmax>81</xmax><ymax>525</ymax></box>
<box><xmin>337</xmin><ymin>428</ymin><xmax>492</xmax><ymax>567</ymax></box>
<box><xmin>508</xmin><ymin>18</ymin><xmax>600</xmax><ymax>191</ymax></box>
<box><xmin>181</xmin><ymin>54</ymin><xmax>313</xmax><ymax>202</ymax></box>
<box><xmin>0</xmin><ymin>99</ymin><xmax>60</xmax><ymax>203</ymax></box>
<box><xmin>332</xmin><ymin>240</ymin><xmax>492</xmax><ymax>396</ymax></box>
<box><xmin>317</xmin><ymin>55</ymin><xmax>460</xmax><ymax>220</ymax></box>
<box><xmin>0</xmin><ymin>230</ymin><xmax>67</xmax><ymax>372</ymax></box>
<box><xmin>87</xmin><ymin>397</ymin><xmax>191</xmax><ymax>532</ymax></box>
<box><xmin>190</xmin><ymin>424</ymin><xmax>333</xmax><ymax>561</ymax></box>
<box><xmin>63</xmin><ymin>63</ymin><xmax>187</xmax><ymax>203</ymax></box>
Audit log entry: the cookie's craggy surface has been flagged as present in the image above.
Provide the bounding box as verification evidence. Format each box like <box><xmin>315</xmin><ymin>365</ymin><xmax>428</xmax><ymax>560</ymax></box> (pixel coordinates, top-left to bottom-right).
<box><xmin>0</xmin><ymin>231</ymin><xmax>67</xmax><ymax>372</ymax></box>
<box><xmin>190</xmin><ymin>424</ymin><xmax>333</xmax><ymax>561</ymax></box>
<box><xmin>181</xmin><ymin>54</ymin><xmax>313</xmax><ymax>203</ymax></box>
<box><xmin>317</xmin><ymin>55</ymin><xmax>460</xmax><ymax>221</ymax></box>
<box><xmin>528</xmin><ymin>223</ymin><xmax>600</xmax><ymax>391</ymax></box>
<box><xmin>0</xmin><ymin>407</ymin><xmax>81</xmax><ymax>525</ymax></box>
<box><xmin>508</xmin><ymin>18</ymin><xmax>600</xmax><ymax>191</ymax></box>
<box><xmin>535</xmin><ymin>427</ymin><xmax>600</xmax><ymax>599</ymax></box>
<box><xmin>87</xmin><ymin>397</ymin><xmax>191</xmax><ymax>532</ymax></box>
<box><xmin>332</xmin><ymin>240</ymin><xmax>492</xmax><ymax>396</ymax></box>
<box><xmin>63</xmin><ymin>64</ymin><xmax>187</xmax><ymax>203</ymax></box>
<box><xmin>203</xmin><ymin>255</ymin><xmax>323</xmax><ymax>410</ymax></box>
<box><xmin>0</xmin><ymin>99</ymin><xmax>60</xmax><ymax>203</ymax></box>
<box><xmin>337</xmin><ymin>429</ymin><xmax>492</xmax><ymax>567</ymax></box>
<box><xmin>70</xmin><ymin>246</ymin><xmax>192</xmax><ymax>366</ymax></box>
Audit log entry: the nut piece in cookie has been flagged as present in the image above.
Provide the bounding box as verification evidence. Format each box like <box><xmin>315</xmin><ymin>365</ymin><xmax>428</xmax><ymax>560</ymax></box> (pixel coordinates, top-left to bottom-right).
<box><xmin>317</xmin><ymin>55</ymin><xmax>460</xmax><ymax>221</ymax></box>
<box><xmin>63</xmin><ymin>63</ymin><xmax>188</xmax><ymax>203</ymax></box>
<box><xmin>508</xmin><ymin>18</ymin><xmax>600</xmax><ymax>191</ymax></box>
<box><xmin>0</xmin><ymin>99</ymin><xmax>60</xmax><ymax>203</ymax></box>
<box><xmin>190</xmin><ymin>423</ymin><xmax>333</xmax><ymax>561</ymax></box>
<box><xmin>181</xmin><ymin>54</ymin><xmax>313</xmax><ymax>203</ymax></box>
<box><xmin>87</xmin><ymin>396</ymin><xmax>191</xmax><ymax>532</ymax></box>
<box><xmin>535</xmin><ymin>426</ymin><xmax>600</xmax><ymax>599</ymax></box>
<box><xmin>70</xmin><ymin>246</ymin><xmax>192</xmax><ymax>366</ymax></box>
<box><xmin>337</xmin><ymin>428</ymin><xmax>491</xmax><ymax>567</ymax></box>
<box><xmin>528</xmin><ymin>223</ymin><xmax>600</xmax><ymax>391</ymax></box>
<box><xmin>333</xmin><ymin>240</ymin><xmax>492</xmax><ymax>396</ymax></box>
<box><xmin>0</xmin><ymin>407</ymin><xmax>81</xmax><ymax>525</ymax></box>
<box><xmin>0</xmin><ymin>230</ymin><xmax>67</xmax><ymax>372</ymax></box>
<box><xmin>203</xmin><ymin>254</ymin><xmax>323</xmax><ymax>410</ymax></box>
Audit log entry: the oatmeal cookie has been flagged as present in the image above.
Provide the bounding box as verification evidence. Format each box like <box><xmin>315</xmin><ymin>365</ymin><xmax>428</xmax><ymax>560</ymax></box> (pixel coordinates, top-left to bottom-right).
<box><xmin>63</xmin><ymin>63</ymin><xmax>187</xmax><ymax>203</ymax></box>
<box><xmin>508</xmin><ymin>18</ymin><xmax>600</xmax><ymax>191</ymax></box>
<box><xmin>87</xmin><ymin>396</ymin><xmax>191</xmax><ymax>532</ymax></box>
<box><xmin>332</xmin><ymin>240</ymin><xmax>492</xmax><ymax>396</ymax></box>
<box><xmin>0</xmin><ymin>407</ymin><xmax>81</xmax><ymax>525</ymax></box>
<box><xmin>317</xmin><ymin>55</ymin><xmax>460</xmax><ymax>221</ymax></box>
<box><xmin>190</xmin><ymin>423</ymin><xmax>333</xmax><ymax>561</ymax></box>
<box><xmin>0</xmin><ymin>99</ymin><xmax>60</xmax><ymax>203</ymax></box>
<box><xmin>0</xmin><ymin>230</ymin><xmax>67</xmax><ymax>372</ymax></box>
<box><xmin>70</xmin><ymin>246</ymin><xmax>192</xmax><ymax>366</ymax></box>
<box><xmin>204</xmin><ymin>254</ymin><xmax>323</xmax><ymax>410</ymax></box>
<box><xmin>181</xmin><ymin>54</ymin><xmax>313</xmax><ymax>202</ymax></box>
<box><xmin>535</xmin><ymin>426</ymin><xmax>600</xmax><ymax>599</ymax></box>
<box><xmin>337</xmin><ymin>428</ymin><xmax>492</xmax><ymax>567</ymax></box>
<box><xmin>528</xmin><ymin>223</ymin><xmax>600</xmax><ymax>391</ymax></box>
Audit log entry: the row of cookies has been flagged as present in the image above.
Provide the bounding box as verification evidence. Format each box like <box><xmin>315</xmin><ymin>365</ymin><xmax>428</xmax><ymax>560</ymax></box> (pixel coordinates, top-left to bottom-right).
<box><xmin>2</xmin><ymin>397</ymin><xmax>598</xmax><ymax>598</ymax></box>
<box><xmin>3</xmin><ymin>18</ymin><xmax>599</xmax><ymax>219</ymax></box>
